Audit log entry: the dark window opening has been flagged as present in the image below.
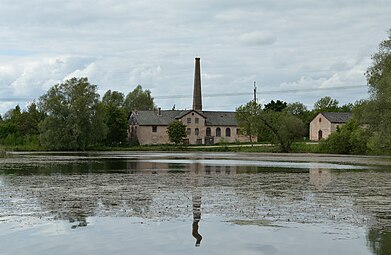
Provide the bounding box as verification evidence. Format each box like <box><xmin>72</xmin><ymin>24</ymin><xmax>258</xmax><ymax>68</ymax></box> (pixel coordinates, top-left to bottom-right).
<box><xmin>206</xmin><ymin>127</ymin><xmax>211</xmax><ymax>136</ymax></box>
<box><xmin>152</xmin><ymin>126</ymin><xmax>157</xmax><ymax>133</ymax></box>
<box><xmin>216</xmin><ymin>127</ymin><xmax>221</xmax><ymax>137</ymax></box>
<box><xmin>226</xmin><ymin>128</ymin><xmax>231</xmax><ymax>137</ymax></box>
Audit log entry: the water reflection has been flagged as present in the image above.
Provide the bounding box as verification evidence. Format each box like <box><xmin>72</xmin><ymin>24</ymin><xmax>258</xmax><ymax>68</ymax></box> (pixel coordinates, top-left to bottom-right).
<box><xmin>0</xmin><ymin>152</ymin><xmax>390</xmax><ymax>254</ymax></box>
<box><xmin>309</xmin><ymin>168</ymin><xmax>332</xmax><ymax>190</ymax></box>
<box><xmin>192</xmin><ymin>190</ymin><xmax>202</xmax><ymax>246</ymax></box>
<box><xmin>367</xmin><ymin>228</ymin><xmax>391</xmax><ymax>255</ymax></box>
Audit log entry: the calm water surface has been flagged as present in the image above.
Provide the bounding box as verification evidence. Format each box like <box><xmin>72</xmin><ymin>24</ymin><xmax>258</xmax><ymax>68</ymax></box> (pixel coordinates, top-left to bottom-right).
<box><xmin>0</xmin><ymin>152</ymin><xmax>390</xmax><ymax>255</ymax></box>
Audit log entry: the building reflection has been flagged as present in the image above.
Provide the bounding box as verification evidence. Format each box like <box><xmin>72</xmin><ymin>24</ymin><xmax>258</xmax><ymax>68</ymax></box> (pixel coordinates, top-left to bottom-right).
<box><xmin>126</xmin><ymin>160</ymin><xmax>237</xmax><ymax>176</ymax></box>
<box><xmin>309</xmin><ymin>168</ymin><xmax>332</xmax><ymax>190</ymax></box>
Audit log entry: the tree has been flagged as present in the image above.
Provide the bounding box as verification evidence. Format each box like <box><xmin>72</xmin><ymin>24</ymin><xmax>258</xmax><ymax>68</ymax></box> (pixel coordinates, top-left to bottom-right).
<box><xmin>258</xmin><ymin>111</ymin><xmax>305</xmax><ymax>152</ymax></box>
<box><xmin>102</xmin><ymin>90</ymin><xmax>125</xmax><ymax>108</ymax></box>
<box><xmin>17</xmin><ymin>102</ymin><xmax>45</xmax><ymax>135</ymax></box>
<box><xmin>236</xmin><ymin>100</ymin><xmax>305</xmax><ymax>151</ymax></box>
<box><xmin>314</xmin><ymin>96</ymin><xmax>339</xmax><ymax>112</ymax></box>
<box><xmin>285</xmin><ymin>102</ymin><xmax>312</xmax><ymax>138</ymax></box>
<box><xmin>285</xmin><ymin>102</ymin><xmax>308</xmax><ymax>116</ymax></box>
<box><xmin>319</xmin><ymin>120</ymin><xmax>370</xmax><ymax>154</ymax></box>
<box><xmin>38</xmin><ymin>77</ymin><xmax>104</xmax><ymax>150</ymax></box>
<box><xmin>123</xmin><ymin>85</ymin><xmax>155</xmax><ymax>113</ymax></box>
<box><xmin>235</xmin><ymin>100</ymin><xmax>262</xmax><ymax>145</ymax></box>
<box><xmin>361</xmin><ymin>29</ymin><xmax>391</xmax><ymax>153</ymax></box>
<box><xmin>101</xmin><ymin>90</ymin><xmax>127</xmax><ymax>146</ymax></box>
<box><xmin>263</xmin><ymin>100</ymin><xmax>287</xmax><ymax>112</ymax></box>
<box><xmin>167</xmin><ymin>120</ymin><xmax>186</xmax><ymax>144</ymax></box>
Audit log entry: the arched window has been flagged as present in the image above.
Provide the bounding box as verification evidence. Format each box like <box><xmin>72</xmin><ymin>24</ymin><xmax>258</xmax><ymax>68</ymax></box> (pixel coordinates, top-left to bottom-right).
<box><xmin>195</xmin><ymin>128</ymin><xmax>199</xmax><ymax>136</ymax></box>
<box><xmin>206</xmin><ymin>127</ymin><xmax>211</xmax><ymax>136</ymax></box>
<box><xmin>226</xmin><ymin>128</ymin><xmax>231</xmax><ymax>137</ymax></box>
<box><xmin>216</xmin><ymin>127</ymin><xmax>221</xmax><ymax>137</ymax></box>
<box><xmin>318</xmin><ymin>130</ymin><xmax>323</xmax><ymax>140</ymax></box>
<box><xmin>319</xmin><ymin>118</ymin><xmax>322</xmax><ymax>123</ymax></box>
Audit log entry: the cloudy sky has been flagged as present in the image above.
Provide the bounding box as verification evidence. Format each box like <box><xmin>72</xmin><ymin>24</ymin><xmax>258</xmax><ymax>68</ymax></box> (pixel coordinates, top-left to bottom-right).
<box><xmin>1</xmin><ymin>0</ymin><xmax>390</xmax><ymax>115</ymax></box>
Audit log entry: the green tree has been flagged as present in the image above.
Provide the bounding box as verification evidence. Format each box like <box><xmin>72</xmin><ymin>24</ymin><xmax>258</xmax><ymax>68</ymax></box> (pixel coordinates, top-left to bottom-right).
<box><xmin>258</xmin><ymin>111</ymin><xmax>305</xmax><ymax>152</ymax></box>
<box><xmin>319</xmin><ymin>120</ymin><xmax>370</xmax><ymax>154</ymax></box>
<box><xmin>167</xmin><ymin>120</ymin><xmax>186</xmax><ymax>145</ymax></box>
<box><xmin>102</xmin><ymin>90</ymin><xmax>125</xmax><ymax>108</ymax></box>
<box><xmin>264</xmin><ymin>100</ymin><xmax>287</xmax><ymax>112</ymax></box>
<box><xmin>38</xmin><ymin>77</ymin><xmax>104</xmax><ymax>150</ymax></box>
<box><xmin>314</xmin><ymin>96</ymin><xmax>339</xmax><ymax>112</ymax></box>
<box><xmin>361</xmin><ymin>29</ymin><xmax>391</xmax><ymax>153</ymax></box>
<box><xmin>235</xmin><ymin>100</ymin><xmax>262</xmax><ymax>145</ymax></box>
<box><xmin>236</xmin><ymin>100</ymin><xmax>305</xmax><ymax>151</ymax></box>
<box><xmin>123</xmin><ymin>85</ymin><xmax>155</xmax><ymax>113</ymax></box>
<box><xmin>101</xmin><ymin>90</ymin><xmax>127</xmax><ymax>146</ymax></box>
<box><xmin>285</xmin><ymin>102</ymin><xmax>312</xmax><ymax>137</ymax></box>
<box><xmin>0</xmin><ymin>105</ymin><xmax>22</xmax><ymax>146</ymax></box>
<box><xmin>17</xmin><ymin>102</ymin><xmax>45</xmax><ymax>135</ymax></box>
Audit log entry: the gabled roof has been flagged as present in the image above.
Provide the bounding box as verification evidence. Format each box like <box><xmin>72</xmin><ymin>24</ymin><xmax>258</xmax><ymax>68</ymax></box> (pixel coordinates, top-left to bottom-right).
<box><xmin>203</xmin><ymin>111</ymin><xmax>237</xmax><ymax>126</ymax></box>
<box><xmin>129</xmin><ymin>110</ymin><xmax>186</xmax><ymax>126</ymax></box>
<box><xmin>175</xmin><ymin>109</ymin><xmax>207</xmax><ymax>119</ymax></box>
<box><xmin>129</xmin><ymin>110</ymin><xmax>238</xmax><ymax>126</ymax></box>
<box><xmin>321</xmin><ymin>112</ymin><xmax>352</xmax><ymax>123</ymax></box>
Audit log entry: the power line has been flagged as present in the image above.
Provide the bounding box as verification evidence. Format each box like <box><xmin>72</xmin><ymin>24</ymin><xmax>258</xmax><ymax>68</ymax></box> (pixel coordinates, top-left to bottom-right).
<box><xmin>0</xmin><ymin>84</ymin><xmax>367</xmax><ymax>102</ymax></box>
<box><xmin>154</xmin><ymin>85</ymin><xmax>367</xmax><ymax>100</ymax></box>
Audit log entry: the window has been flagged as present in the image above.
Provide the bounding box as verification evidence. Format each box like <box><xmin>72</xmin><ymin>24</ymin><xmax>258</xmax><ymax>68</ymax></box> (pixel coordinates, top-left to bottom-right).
<box><xmin>195</xmin><ymin>128</ymin><xmax>199</xmax><ymax>135</ymax></box>
<box><xmin>319</xmin><ymin>118</ymin><xmax>322</xmax><ymax>123</ymax></box>
<box><xmin>226</xmin><ymin>128</ymin><xmax>231</xmax><ymax>137</ymax></box>
<box><xmin>152</xmin><ymin>126</ymin><xmax>157</xmax><ymax>133</ymax></box>
<box><xmin>187</xmin><ymin>128</ymin><xmax>191</xmax><ymax>135</ymax></box>
<box><xmin>187</xmin><ymin>118</ymin><xmax>191</xmax><ymax>124</ymax></box>
<box><xmin>195</xmin><ymin>118</ymin><xmax>199</xmax><ymax>124</ymax></box>
<box><xmin>318</xmin><ymin>130</ymin><xmax>323</xmax><ymax>140</ymax></box>
<box><xmin>206</xmin><ymin>127</ymin><xmax>211</xmax><ymax>136</ymax></box>
<box><xmin>216</xmin><ymin>127</ymin><xmax>221</xmax><ymax>137</ymax></box>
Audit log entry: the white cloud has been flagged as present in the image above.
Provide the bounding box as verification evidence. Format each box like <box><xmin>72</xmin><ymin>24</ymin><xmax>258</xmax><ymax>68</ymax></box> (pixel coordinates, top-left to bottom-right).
<box><xmin>239</xmin><ymin>31</ymin><xmax>276</xmax><ymax>46</ymax></box>
<box><xmin>0</xmin><ymin>0</ymin><xmax>390</xmax><ymax>115</ymax></box>
<box><xmin>128</xmin><ymin>65</ymin><xmax>162</xmax><ymax>85</ymax></box>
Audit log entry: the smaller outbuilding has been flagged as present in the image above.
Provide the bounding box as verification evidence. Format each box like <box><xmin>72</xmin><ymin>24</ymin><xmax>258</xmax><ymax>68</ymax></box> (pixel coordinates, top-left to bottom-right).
<box><xmin>309</xmin><ymin>112</ymin><xmax>353</xmax><ymax>141</ymax></box>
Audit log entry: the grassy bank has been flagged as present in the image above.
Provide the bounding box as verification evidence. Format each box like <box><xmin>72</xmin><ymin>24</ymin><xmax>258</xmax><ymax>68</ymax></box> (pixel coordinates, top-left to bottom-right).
<box><xmin>0</xmin><ymin>142</ymin><xmax>321</xmax><ymax>154</ymax></box>
<box><xmin>90</xmin><ymin>142</ymin><xmax>321</xmax><ymax>153</ymax></box>
<box><xmin>0</xmin><ymin>148</ymin><xmax>6</xmax><ymax>158</ymax></box>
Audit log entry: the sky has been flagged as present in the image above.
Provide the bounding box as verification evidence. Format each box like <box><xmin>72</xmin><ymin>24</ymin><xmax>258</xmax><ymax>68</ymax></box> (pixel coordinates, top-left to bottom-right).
<box><xmin>1</xmin><ymin>0</ymin><xmax>391</xmax><ymax>115</ymax></box>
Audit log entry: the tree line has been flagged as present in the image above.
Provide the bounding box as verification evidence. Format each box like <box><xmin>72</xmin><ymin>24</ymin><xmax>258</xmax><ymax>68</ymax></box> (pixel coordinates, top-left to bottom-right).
<box><xmin>1</xmin><ymin>30</ymin><xmax>390</xmax><ymax>154</ymax></box>
<box><xmin>0</xmin><ymin>78</ymin><xmax>154</xmax><ymax>150</ymax></box>
<box><xmin>236</xmin><ymin>29</ymin><xmax>391</xmax><ymax>155</ymax></box>
<box><xmin>235</xmin><ymin>97</ymin><xmax>355</xmax><ymax>152</ymax></box>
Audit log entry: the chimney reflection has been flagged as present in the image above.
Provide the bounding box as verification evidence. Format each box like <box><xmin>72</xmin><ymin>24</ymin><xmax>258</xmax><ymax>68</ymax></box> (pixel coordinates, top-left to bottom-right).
<box><xmin>192</xmin><ymin>190</ymin><xmax>202</xmax><ymax>246</ymax></box>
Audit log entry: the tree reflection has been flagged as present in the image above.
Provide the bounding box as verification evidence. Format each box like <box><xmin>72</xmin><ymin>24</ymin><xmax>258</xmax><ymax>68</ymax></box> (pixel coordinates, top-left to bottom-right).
<box><xmin>367</xmin><ymin>228</ymin><xmax>391</xmax><ymax>255</ymax></box>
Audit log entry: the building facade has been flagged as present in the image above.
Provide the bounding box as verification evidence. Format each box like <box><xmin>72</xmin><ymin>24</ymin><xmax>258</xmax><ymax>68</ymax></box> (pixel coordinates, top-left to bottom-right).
<box><xmin>128</xmin><ymin>58</ymin><xmax>251</xmax><ymax>145</ymax></box>
<box><xmin>309</xmin><ymin>112</ymin><xmax>352</xmax><ymax>141</ymax></box>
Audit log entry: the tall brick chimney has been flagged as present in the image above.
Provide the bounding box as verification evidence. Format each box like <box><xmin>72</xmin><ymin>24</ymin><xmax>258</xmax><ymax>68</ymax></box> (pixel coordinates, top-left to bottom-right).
<box><xmin>192</xmin><ymin>57</ymin><xmax>202</xmax><ymax>111</ymax></box>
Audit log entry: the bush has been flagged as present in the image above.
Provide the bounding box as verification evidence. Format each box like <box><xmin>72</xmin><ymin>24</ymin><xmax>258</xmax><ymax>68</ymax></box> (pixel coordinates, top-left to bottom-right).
<box><xmin>319</xmin><ymin>120</ymin><xmax>370</xmax><ymax>154</ymax></box>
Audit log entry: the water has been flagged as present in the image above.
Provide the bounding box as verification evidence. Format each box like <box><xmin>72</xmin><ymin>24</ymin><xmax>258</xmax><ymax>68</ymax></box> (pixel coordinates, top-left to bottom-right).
<box><xmin>0</xmin><ymin>152</ymin><xmax>390</xmax><ymax>255</ymax></box>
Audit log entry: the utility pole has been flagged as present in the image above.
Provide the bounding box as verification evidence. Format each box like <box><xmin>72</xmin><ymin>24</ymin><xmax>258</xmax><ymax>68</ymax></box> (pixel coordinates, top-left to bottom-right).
<box><xmin>253</xmin><ymin>81</ymin><xmax>257</xmax><ymax>102</ymax></box>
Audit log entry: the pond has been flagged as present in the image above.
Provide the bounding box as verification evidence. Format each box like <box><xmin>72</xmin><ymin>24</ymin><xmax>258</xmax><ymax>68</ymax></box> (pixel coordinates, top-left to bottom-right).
<box><xmin>0</xmin><ymin>152</ymin><xmax>390</xmax><ymax>255</ymax></box>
